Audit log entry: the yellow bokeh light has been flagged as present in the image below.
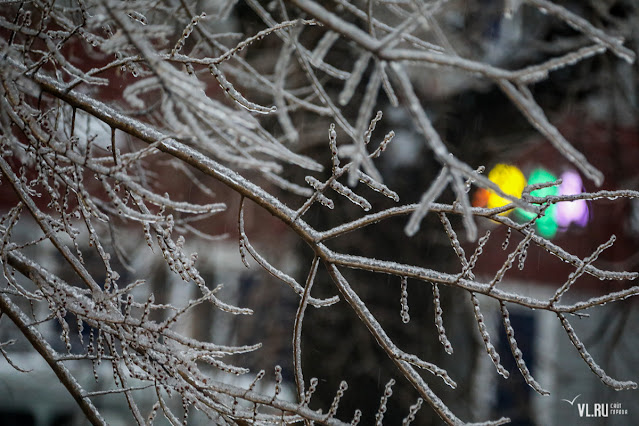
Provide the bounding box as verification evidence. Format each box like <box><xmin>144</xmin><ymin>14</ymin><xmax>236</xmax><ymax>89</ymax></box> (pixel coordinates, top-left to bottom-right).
<box><xmin>486</xmin><ymin>164</ymin><xmax>526</xmax><ymax>212</ymax></box>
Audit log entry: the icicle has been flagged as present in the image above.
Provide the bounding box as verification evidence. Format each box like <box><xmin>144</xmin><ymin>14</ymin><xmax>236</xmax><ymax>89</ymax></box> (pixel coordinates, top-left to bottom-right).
<box><xmin>209</xmin><ymin>64</ymin><xmax>276</xmax><ymax>114</ymax></box>
<box><xmin>371</xmin><ymin>130</ymin><xmax>395</xmax><ymax>159</ymax></box>
<box><xmin>248</xmin><ymin>370</ymin><xmax>266</xmax><ymax>392</ymax></box>
<box><xmin>375</xmin><ymin>379</ymin><xmax>395</xmax><ymax>426</ymax></box>
<box><xmin>488</xmin><ymin>231</ymin><xmax>534</xmax><ymax>291</ymax></box>
<box><xmin>89</xmin><ymin>329</ymin><xmax>99</xmax><ymax>382</ymax></box>
<box><xmin>127</xmin><ymin>11</ymin><xmax>148</xmax><ymax>25</ymax></box>
<box><xmin>272</xmin><ymin>365</ymin><xmax>282</xmax><ymax>400</ymax></box>
<box><xmin>402</xmin><ymin>398</ymin><xmax>424</xmax><ymax>426</ymax></box>
<box><xmin>500</xmin><ymin>302</ymin><xmax>549</xmax><ymax>394</ymax></box>
<box><xmin>56</xmin><ymin>310</ymin><xmax>72</xmax><ymax>353</ymax></box>
<box><xmin>349</xmin><ymin>71</ymin><xmax>383</xmax><ymax>187</ymax></box>
<box><xmin>76</xmin><ymin>317</ymin><xmax>84</xmax><ymax>346</ymax></box>
<box><xmin>328</xmin><ymin>123</ymin><xmax>340</xmax><ymax>173</ymax></box>
<box><xmin>358</xmin><ymin>170</ymin><xmax>399</xmax><ymax>201</ymax></box>
<box><xmin>147</xmin><ymin>402</ymin><xmax>160</xmax><ymax>424</ymax></box>
<box><xmin>364</xmin><ymin>111</ymin><xmax>383</xmax><ymax>145</ymax></box>
<box><xmin>327</xmin><ymin>381</ymin><xmax>348</xmax><ymax>418</ymax></box>
<box><xmin>433</xmin><ymin>284</ymin><xmax>453</xmax><ymax>354</ymax></box>
<box><xmin>465</xmin><ymin>165</ymin><xmax>485</xmax><ymax>193</ymax></box>
<box><xmin>439</xmin><ymin>212</ymin><xmax>469</xmax><ymax>267</ymax></box>
<box><xmin>517</xmin><ymin>239</ymin><xmax>530</xmax><ymax>270</ymax></box>
<box><xmin>171</xmin><ymin>12</ymin><xmax>206</xmax><ymax>57</ymax></box>
<box><xmin>124</xmin><ymin>294</ymin><xmax>133</xmax><ymax>323</ymax></box>
<box><xmin>400</xmin><ymin>277</ymin><xmax>410</xmax><ymax>323</ymax></box>
<box><xmin>350</xmin><ymin>409</ymin><xmax>362</xmax><ymax>426</ymax></box>
<box><xmin>549</xmin><ymin>235</ymin><xmax>616</xmax><ymax>306</ymax></box>
<box><xmin>502</xmin><ymin>227</ymin><xmax>511</xmax><ymax>250</ymax></box>
<box><xmin>238</xmin><ymin>235</ymin><xmax>250</xmax><ymax>267</ymax></box>
<box><xmin>470</xmin><ymin>293</ymin><xmax>509</xmax><ymax>378</ymax></box>
<box><xmin>181</xmin><ymin>399</ymin><xmax>189</xmax><ymax>426</ymax></box>
<box><xmin>231</xmin><ymin>397</ymin><xmax>238</xmax><ymax>416</ymax></box>
<box><xmin>214</xmin><ymin>19</ymin><xmax>316</xmax><ymax>64</ymax></box>
<box><xmin>330</xmin><ymin>180</ymin><xmax>372</xmax><ymax>211</ymax></box>
<box><xmin>305</xmin><ymin>176</ymin><xmax>335</xmax><ymax>209</ymax></box>
<box><xmin>558</xmin><ymin>313</ymin><xmax>637</xmax><ymax>390</ymax></box>
<box><xmin>460</xmin><ymin>230</ymin><xmax>491</xmax><ymax>280</ymax></box>
<box><xmin>303</xmin><ymin>377</ymin><xmax>318</xmax><ymax>405</ymax></box>
<box><xmin>139</xmin><ymin>293</ymin><xmax>154</xmax><ymax>324</ymax></box>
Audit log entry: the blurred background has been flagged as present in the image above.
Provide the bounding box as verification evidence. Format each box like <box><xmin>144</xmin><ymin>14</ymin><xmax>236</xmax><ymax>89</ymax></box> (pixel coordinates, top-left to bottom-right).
<box><xmin>1</xmin><ymin>0</ymin><xmax>638</xmax><ymax>425</ymax></box>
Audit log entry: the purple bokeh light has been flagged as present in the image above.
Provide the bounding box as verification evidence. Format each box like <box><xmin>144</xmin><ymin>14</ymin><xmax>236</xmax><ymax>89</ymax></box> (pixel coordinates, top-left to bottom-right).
<box><xmin>557</xmin><ymin>170</ymin><xmax>589</xmax><ymax>228</ymax></box>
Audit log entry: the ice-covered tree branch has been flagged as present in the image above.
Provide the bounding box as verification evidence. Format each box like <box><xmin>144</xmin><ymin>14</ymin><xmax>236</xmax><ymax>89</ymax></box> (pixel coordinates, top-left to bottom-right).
<box><xmin>1</xmin><ymin>0</ymin><xmax>638</xmax><ymax>424</ymax></box>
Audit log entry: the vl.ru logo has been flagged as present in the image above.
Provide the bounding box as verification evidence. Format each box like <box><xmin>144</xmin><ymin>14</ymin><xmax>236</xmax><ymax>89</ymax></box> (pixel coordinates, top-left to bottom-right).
<box><xmin>562</xmin><ymin>395</ymin><xmax>628</xmax><ymax>418</ymax></box>
<box><xmin>577</xmin><ymin>403</ymin><xmax>609</xmax><ymax>418</ymax></box>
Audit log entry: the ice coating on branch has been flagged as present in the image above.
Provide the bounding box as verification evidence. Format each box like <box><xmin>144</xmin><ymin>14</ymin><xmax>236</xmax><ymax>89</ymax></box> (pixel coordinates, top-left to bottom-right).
<box><xmin>2</xmin><ymin>0</ymin><xmax>638</xmax><ymax>424</ymax></box>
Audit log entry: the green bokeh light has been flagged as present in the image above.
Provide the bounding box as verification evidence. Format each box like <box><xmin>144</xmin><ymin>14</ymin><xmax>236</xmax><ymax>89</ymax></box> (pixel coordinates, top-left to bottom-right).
<box><xmin>516</xmin><ymin>168</ymin><xmax>558</xmax><ymax>238</ymax></box>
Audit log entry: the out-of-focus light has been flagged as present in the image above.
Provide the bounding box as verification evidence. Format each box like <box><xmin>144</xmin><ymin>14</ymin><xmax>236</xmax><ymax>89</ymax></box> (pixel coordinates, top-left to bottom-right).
<box><xmin>516</xmin><ymin>168</ymin><xmax>558</xmax><ymax>238</ymax></box>
<box><xmin>472</xmin><ymin>165</ymin><xmax>589</xmax><ymax>239</ymax></box>
<box><xmin>557</xmin><ymin>170</ymin><xmax>588</xmax><ymax>227</ymax></box>
<box><xmin>485</xmin><ymin>164</ymin><xmax>527</xmax><ymax>213</ymax></box>
<box><xmin>472</xmin><ymin>187</ymin><xmax>490</xmax><ymax>208</ymax></box>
